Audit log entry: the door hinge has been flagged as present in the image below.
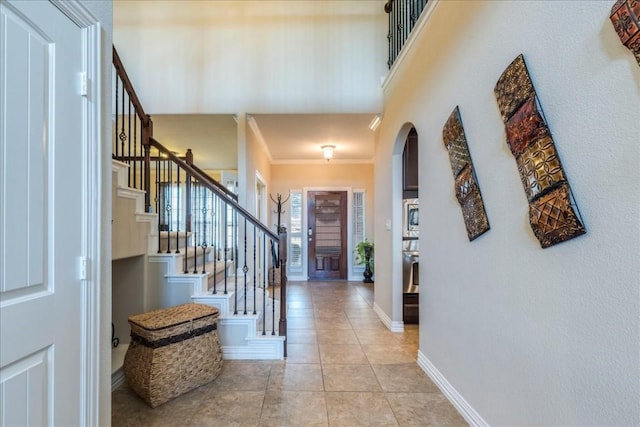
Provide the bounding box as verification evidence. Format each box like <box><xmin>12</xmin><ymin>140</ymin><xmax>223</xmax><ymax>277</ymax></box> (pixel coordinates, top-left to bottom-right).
<box><xmin>79</xmin><ymin>256</ymin><xmax>89</xmax><ymax>281</ymax></box>
<box><xmin>79</xmin><ymin>72</ymin><xmax>88</xmax><ymax>97</ymax></box>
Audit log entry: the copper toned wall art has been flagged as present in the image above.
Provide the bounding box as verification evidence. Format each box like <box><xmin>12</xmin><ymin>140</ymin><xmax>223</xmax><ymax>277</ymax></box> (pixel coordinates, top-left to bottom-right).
<box><xmin>494</xmin><ymin>54</ymin><xmax>586</xmax><ymax>248</ymax></box>
<box><xmin>610</xmin><ymin>0</ymin><xmax>640</xmax><ymax>66</ymax></box>
<box><xmin>442</xmin><ymin>107</ymin><xmax>490</xmax><ymax>241</ymax></box>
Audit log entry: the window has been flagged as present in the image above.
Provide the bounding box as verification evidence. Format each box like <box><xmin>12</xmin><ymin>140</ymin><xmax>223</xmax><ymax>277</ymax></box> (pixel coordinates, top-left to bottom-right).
<box><xmin>288</xmin><ymin>191</ymin><xmax>303</xmax><ymax>274</ymax></box>
<box><xmin>352</xmin><ymin>190</ymin><xmax>366</xmax><ymax>272</ymax></box>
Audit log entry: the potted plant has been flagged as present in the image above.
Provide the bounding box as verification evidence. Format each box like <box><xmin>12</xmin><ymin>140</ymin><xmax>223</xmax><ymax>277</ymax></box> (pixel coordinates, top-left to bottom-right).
<box><xmin>355</xmin><ymin>240</ymin><xmax>374</xmax><ymax>283</ymax></box>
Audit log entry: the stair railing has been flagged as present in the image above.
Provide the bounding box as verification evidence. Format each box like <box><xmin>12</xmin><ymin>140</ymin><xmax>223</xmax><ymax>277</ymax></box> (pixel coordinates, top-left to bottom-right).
<box><xmin>112</xmin><ymin>46</ymin><xmax>287</xmax><ymax>351</ymax></box>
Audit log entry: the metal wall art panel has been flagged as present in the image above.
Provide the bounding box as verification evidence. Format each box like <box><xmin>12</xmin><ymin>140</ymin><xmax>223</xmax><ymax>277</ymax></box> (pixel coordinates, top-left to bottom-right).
<box><xmin>494</xmin><ymin>54</ymin><xmax>586</xmax><ymax>248</ymax></box>
<box><xmin>455</xmin><ymin>164</ymin><xmax>490</xmax><ymax>241</ymax></box>
<box><xmin>442</xmin><ymin>111</ymin><xmax>472</xmax><ymax>177</ymax></box>
<box><xmin>505</xmin><ymin>95</ymin><xmax>549</xmax><ymax>158</ymax></box>
<box><xmin>529</xmin><ymin>182</ymin><xmax>586</xmax><ymax>248</ymax></box>
<box><xmin>610</xmin><ymin>0</ymin><xmax>640</xmax><ymax>66</ymax></box>
<box><xmin>516</xmin><ymin>135</ymin><xmax>566</xmax><ymax>202</ymax></box>
<box><xmin>494</xmin><ymin>54</ymin><xmax>536</xmax><ymax>123</ymax></box>
<box><xmin>442</xmin><ymin>107</ymin><xmax>490</xmax><ymax>241</ymax></box>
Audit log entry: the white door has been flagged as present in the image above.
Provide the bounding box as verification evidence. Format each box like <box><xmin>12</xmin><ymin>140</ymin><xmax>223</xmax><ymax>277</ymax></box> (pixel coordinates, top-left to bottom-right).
<box><xmin>1</xmin><ymin>1</ymin><xmax>85</xmax><ymax>425</ymax></box>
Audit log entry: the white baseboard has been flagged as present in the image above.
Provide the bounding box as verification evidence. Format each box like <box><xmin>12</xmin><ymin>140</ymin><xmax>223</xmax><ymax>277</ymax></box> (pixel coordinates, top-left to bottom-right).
<box><xmin>373</xmin><ymin>302</ymin><xmax>404</xmax><ymax>332</ymax></box>
<box><xmin>417</xmin><ymin>351</ymin><xmax>489</xmax><ymax>427</ymax></box>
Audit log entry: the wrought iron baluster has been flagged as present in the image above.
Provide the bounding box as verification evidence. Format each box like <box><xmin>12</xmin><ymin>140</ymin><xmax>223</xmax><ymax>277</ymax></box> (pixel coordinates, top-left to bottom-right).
<box><xmin>156</xmin><ymin>153</ymin><xmax>161</xmax><ymax>254</ymax></box>
<box><xmin>212</xmin><ymin>195</ymin><xmax>218</xmax><ymax>294</ymax></box>
<box><xmin>127</xmin><ymin>97</ymin><xmax>132</xmax><ymax>186</ymax></box>
<box><xmin>114</xmin><ymin>76</ymin><xmax>119</xmax><ymax>158</ymax></box>
<box><xmin>133</xmin><ymin>114</ymin><xmax>137</xmax><ymax>189</ymax></box>
<box><xmin>223</xmin><ymin>201</ymin><xmax>228</xmax><ymax>294</ymax></box>
<box><xmin>262</xmin><ymin>233</ymin><xmax>266</xmax><ymax>335</ymax></box>
<box><xmin>166</xmin><ymin>160</ymin><xmax>172</xmax><ymax>254</ymax></box>
<box><xmin>120</xmin><ymin>82</ymin><xmax>126</xmax><ymax>158</ymax></box>
<box><xmin>243</xmin><ymin>218</ymin><xmax>248</xmax><ymax>315</ymax></box>
<box><xmin>193</xmin><ymin>184</ymin><xmax>198</xmax><ymax>274</ymax></box>
<box><xmin>253</xmin><ymin>226</ymin><xmax>257</xmax><ymax>315</ymax></box>
<box><xmin>201</xmin><ymin>188</ymin><xmax>208</xmax><ymax>274</ymax></box>
<box><xmin>176</xmin><ymin>167</ymin><xmax>181</xmax><ymax>254</ymax></box>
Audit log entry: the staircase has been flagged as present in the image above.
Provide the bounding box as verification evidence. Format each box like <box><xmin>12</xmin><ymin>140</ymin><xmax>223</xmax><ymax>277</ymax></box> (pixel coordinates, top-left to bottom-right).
<box><xmin>110</xmin><ymin>46</ymin><xmax>287</xmax><ymax>390</ymax></box>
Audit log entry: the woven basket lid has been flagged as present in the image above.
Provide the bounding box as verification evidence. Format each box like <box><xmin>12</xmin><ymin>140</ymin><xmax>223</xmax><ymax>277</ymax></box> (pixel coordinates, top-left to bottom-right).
<box><xmin>128</xmin><ymin>303</ymin><xmax>219</xmax><ymax>331</ymax></box>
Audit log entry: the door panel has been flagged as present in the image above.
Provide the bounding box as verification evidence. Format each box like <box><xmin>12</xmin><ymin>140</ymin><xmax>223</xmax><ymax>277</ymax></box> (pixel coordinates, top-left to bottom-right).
<box><xmin>0</xmin><ymin>1</ymin><xmax>84</xmax><ymax>425</ymax></box>
<box><xmin>307</xmin><ymin>191</ymin><xmax>347</xmax><ymax>280</ymax></box>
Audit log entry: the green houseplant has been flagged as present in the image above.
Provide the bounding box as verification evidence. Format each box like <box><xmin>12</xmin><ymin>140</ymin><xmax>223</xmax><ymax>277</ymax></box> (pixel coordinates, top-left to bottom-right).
<box><xmin>355</xmin><ymin>240</ymin><xmax>374</xmax><ymax>283</ymax></box>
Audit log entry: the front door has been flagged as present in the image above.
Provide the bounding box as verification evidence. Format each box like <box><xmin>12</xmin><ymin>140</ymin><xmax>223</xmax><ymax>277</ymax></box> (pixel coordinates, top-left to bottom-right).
<box><xmin>307</xmin><ymin>191</ymin><xmax>347</xmax><ymax>280</ymax></box>
<box><xmin>1</xmin><ymin>1</ymin><xmax>85</xmax><ymax>425</ymax></box>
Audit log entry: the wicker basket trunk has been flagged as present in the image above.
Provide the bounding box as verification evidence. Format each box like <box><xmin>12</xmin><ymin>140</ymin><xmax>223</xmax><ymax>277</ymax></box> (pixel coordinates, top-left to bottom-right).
<box><xmin>123</xmin><ymin>303</ymin><xmax>223</xmax><ymax>408</ymax></box>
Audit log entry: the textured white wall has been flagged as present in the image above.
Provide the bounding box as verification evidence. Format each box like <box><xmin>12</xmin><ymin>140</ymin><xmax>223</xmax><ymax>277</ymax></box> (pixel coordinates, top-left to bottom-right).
<box><xmin>113</xmin><ymin>1</ymin><xmax>387</xmax><ymax>114</ymax></box>
<box><xmin>375</xmin><ymin>1</ymin><xmax>639</xmax><ymax>425</ymax></box>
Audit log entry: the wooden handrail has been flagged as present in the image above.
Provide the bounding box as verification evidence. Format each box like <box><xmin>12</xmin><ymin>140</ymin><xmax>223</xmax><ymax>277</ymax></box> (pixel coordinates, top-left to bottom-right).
<box><xmin>190</xmin><ymin>162</ymin><xmax>239</xmax><ymax>202</ymax></box>
<box><xmin>113</xmin><ymin>46</ymin><xmax>150</xmax><ymax>127</ymax></box>
<box><xmin>149</xmin><ymin>138</ymin><xmax>279</xmax><ymax>241</ymax></box>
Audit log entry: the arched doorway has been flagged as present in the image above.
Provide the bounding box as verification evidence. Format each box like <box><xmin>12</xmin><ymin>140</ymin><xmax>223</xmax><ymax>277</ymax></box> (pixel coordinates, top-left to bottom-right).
<box><xmin>391</xmin><ymin>123</ymin><xmax>420</xmax><ymax>330</ymax></box>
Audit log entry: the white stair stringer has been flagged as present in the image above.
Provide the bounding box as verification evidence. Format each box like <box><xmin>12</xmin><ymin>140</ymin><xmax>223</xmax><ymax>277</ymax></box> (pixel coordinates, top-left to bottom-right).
<box><xmin>192</xmin><ymin>284</ymin><xmax>284</xmax><ymax>360</ymax></box>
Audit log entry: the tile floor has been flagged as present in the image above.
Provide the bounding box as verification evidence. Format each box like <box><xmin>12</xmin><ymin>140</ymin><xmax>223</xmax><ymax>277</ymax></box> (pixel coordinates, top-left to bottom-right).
<box><xmin>112</xmin><ymin>281</ymin><xmax>467</xmax><ymax>426</ymax></box>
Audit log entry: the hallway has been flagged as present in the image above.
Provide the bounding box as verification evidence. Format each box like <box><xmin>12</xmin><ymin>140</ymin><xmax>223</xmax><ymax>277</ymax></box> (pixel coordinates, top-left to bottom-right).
<box><xmin>111</xmin><ymin>281</ymin><xmax>467</xmax><ymax>426</ymax></box>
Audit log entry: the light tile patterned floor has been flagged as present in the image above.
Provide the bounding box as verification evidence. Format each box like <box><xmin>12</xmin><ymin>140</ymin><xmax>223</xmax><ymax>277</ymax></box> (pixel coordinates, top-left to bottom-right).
<box><xmin>112</xmin><ymin>281</ymin><xmax>467</xmax><ymax>426</ymax></box>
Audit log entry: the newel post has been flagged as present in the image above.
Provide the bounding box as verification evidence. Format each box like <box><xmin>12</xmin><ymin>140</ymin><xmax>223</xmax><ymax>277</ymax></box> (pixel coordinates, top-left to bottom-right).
<box><xmin>278</xmin><ymin>228</ymin><xmax>288</xmax><ymax>357</ymax></box>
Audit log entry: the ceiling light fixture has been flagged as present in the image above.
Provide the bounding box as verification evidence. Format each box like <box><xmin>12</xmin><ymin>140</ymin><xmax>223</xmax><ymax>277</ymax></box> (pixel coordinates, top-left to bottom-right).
<box><xmin>321</xmin><ymin>145</ymin><xmax>335</xmax><ymax>161</ymax></box>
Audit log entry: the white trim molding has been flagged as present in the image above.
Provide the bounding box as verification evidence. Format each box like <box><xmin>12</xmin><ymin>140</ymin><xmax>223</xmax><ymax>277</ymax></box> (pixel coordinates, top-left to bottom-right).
<box><xmin>49</xmin><ymin>1</ymin><xmax>103</xmax><ymax>425</ymax></box>
<box><xmin>417</xmin><ymin>351</ymin><xmax>490</xmax><ymax>427</ymax></box>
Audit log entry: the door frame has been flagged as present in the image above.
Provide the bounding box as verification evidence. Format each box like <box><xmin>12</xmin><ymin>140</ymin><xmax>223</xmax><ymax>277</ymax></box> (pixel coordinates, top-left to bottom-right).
<box><xmin>302</xmin><ymin>187</ymin><xmax>359</xmax><ymax>281</ymax></box>
<box><xmin>49</xmin><ymin>1</ymin><xmax>103</xmax><ymax>423</ymax></box>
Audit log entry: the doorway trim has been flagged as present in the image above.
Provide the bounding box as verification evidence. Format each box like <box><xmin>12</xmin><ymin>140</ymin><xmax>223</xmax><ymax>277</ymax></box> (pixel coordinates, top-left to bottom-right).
<box><xmin>50</xmin><ymin>1</ymin><xmax>103</xmax><ymax>424</ymax></box>
<box><xmin>302</xmin><ymin>187</ymin><xmax>359</xmax><ymax>281</ymax></box>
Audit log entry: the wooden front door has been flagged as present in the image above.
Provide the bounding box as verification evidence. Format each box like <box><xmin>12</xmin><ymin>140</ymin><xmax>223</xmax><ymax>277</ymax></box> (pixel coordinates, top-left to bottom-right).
<box><xmin>307</xmin><ymin>191</ymin><xmax>347</xmax><ymax>280</ymax></box>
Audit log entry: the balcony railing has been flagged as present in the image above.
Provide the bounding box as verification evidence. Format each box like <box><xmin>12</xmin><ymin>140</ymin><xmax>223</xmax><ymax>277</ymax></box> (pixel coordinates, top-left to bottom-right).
<box><xmin>385</xmin><ymin>0</ymin><xmax>429</xmax><ymax>68</ymax></box>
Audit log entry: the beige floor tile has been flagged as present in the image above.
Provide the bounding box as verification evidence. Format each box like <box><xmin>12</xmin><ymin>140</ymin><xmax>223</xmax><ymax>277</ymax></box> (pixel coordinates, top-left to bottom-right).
<box><xmin>354</xmin><ymin>328</ymin><xmax>402</xmax><ymax>345</ymax></box>
<box><xmin>313</xmin><ymin>307</ymin><xmax>348</xmax><ymax>319</ymax></box>
<box><xmin>385</xmin><ymin>392</ymin><xmax>468</xmax><ymax>426</ymax></box>
<box><xmin>286</xmin><ymin>329</ymin><xmax>317</xmax><ymax>344</ymax></box>
<box><xmin>316</xmin><ymin>328</ymin><xmax>359</xmax><ymax>345</ymax></box>
<box><xmin>322</xmin><ymin>364</ymin><xmax>382</xmax><ymax>392</ymax></box>
<box><xmin>372</xmin><ymin>364</ymin><xmax>439</xmax><ymax>393</ymax></box>
<box><xmin>205</xmin><ymin>361</ymin><xmax>271</xmax><ymax>391</ymax></box>
<box><xmin>362</xmin><ymin>344</ymin><xmax>417</xmax><ymax>365</ymax></box>
<box><xmin>345</xmin><ymin>307</ymin><xmax>381</xmax><ymax>318</ymax></box>
<box><xmin>267</xmin><ymin>363</ymin><xmax>324</xmax><ymax>392</ymax></box>
<box><xmin>286</xmin><ymin>343</ymin><xmax>321</xmax><ymax>364</ymax></box>
<box><xmin>260</xmin><ymin>391</ymin><xmax>329</xmax><ymax>427</ymax></box>
<box><xmin>287</xmin><ymin>300</ymin><xmax>313</xmax><ymax>309</ymax></box>
<box><xmin>287</xmin><ymin>316</ymin><xmax>317</xmax><ymax>330</ymax></box>
<box><xmin>314</xmin><ymin>317</ymin><xmax>353</xmax><ymax>330</ymax></box>
<box><xmin>189</xmin><ymin>390</ymin><xmax>264</xmax><ymax>426</ymax></box>
<box><xmin>111</xmin><ymin>383</ymin><xmax>200</xmax><ymax>426</ymax></box>
<box><xmin>319</xmin><ymin>344</ymin><xmax>369</xmax><ymax>364</ymax></box>
<box><xmin>287</xmin><ymin>308</ymin><xmax>315</xmax><ymax>318</ymax></box>
<box><xmin>325</xmin><ymin>392</ymin><xmax>399</xmax><ymax>426</ymax></box>
<box><xmin>349</xmin><ymin>316</ymin><xmax>388</xmax><ymax>330</ymax></box>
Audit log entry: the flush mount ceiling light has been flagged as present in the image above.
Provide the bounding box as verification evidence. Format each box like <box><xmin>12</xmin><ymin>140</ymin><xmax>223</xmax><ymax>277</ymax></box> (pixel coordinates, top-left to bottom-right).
<box><xmin>321</xmin><ymin>145</ymin><xmax>335</xmax><ymax>161</ymax></box>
